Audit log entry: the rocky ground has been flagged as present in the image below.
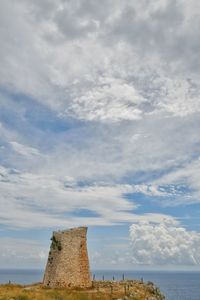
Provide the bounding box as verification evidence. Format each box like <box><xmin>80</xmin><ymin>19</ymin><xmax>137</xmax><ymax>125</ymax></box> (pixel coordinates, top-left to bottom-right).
<box><xmin>92</xmin><ymin>280</ymin><xmax>165</xmax><ymax>300</ymax></box>
<box><xmin>0</xmin><ymin>280</ymin><xmax>165</xmax><ymax>300</ymax></box>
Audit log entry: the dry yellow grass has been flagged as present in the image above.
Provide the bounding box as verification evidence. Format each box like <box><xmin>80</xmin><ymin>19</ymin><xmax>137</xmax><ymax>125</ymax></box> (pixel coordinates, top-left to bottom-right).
<box><xmin>0</xmin><ymin>284</ymin><xmax>107</xmax><ymax>300</ymax></box>
<box><xmin>0</xmin><ymin>282</ymin><xmax>164</xmax><ymax>300</ymax></box>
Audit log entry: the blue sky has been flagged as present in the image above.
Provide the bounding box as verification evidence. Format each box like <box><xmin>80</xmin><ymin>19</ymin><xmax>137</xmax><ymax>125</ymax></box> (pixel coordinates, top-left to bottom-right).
<box><xmin>0</xmin><ymin>0</ymin><xmax>200</xmax><ymax>270</ymax></box>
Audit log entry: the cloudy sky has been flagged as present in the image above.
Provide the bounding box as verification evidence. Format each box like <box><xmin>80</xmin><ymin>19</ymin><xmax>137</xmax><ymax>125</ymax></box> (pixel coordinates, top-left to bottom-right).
<box><xmin>0</xmin><ymin>0</ymin><xmax>200</xmax><ymax>270</ymax></box>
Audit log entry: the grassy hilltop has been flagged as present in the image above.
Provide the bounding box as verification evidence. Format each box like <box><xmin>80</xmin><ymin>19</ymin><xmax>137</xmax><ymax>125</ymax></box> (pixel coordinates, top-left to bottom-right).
<box><xmin>0</xmin><ymin>280</ymin><xmax>165</xmax><ymax>300</ymax></box>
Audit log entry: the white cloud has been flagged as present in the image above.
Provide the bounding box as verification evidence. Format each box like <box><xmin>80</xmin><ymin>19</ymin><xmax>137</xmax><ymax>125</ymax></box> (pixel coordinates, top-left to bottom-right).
<box><xmin>0</xmin><ymin>165</ymin><xmax>176</xmax><ymax>229</ymax></box>
<box><xmin>152</xmin><ymin>157</ymin><xmax>200</xmax><ymax>205</ymax></box>
<box><xmin>1</xmin><ymin>0</ymin><xmax>200</xmax><ymax>122</ymax></box>
<box><xmin>130</xmin><ymin>220</ymin><xmax>200</xmax><ymax>265</ymax></box>
<box><xmin>65</xmin><ymin>77</ymin><xmax>145</xmax><ymax>122</ymax></box>
<box><xmin>10</xmin><ymin>141</ymin><xmax>41</xmax><ymax>157</ymax></box>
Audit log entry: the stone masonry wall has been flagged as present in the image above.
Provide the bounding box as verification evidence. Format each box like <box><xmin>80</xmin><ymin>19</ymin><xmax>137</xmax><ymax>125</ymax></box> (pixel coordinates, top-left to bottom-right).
<box><xmin>43</xmin><ymin>227</ymin><xmax>92</xmax><ymax>288</ymax></box>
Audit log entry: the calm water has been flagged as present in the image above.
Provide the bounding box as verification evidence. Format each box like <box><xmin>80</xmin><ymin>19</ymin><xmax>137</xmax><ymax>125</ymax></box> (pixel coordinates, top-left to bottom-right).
<box><xmin>0</xmin><ymin>269</ymin><xmax>200</xmax><ymax>300</ymax></box>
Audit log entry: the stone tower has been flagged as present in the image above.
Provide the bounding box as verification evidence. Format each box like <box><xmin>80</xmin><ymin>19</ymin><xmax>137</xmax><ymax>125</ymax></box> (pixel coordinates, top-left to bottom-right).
<box><xmin>43</xmin><ymin>227</ymin><xmax>91</xmax><ymax>288</ymax></box>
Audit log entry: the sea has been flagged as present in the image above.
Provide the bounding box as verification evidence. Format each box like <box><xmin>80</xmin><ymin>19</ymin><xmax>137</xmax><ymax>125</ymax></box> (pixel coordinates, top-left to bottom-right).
<box><xmin>0</xmin><ymin>269</ymin><xmax>200</xmax><ymax>300</ymax></box>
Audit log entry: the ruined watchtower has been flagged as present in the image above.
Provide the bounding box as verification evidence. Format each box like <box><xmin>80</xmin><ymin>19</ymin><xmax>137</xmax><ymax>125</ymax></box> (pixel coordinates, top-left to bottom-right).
<box><xmin>43</xmin><ymin>227</ymin><xmax>91</xmax><ymax>288</ymax></box>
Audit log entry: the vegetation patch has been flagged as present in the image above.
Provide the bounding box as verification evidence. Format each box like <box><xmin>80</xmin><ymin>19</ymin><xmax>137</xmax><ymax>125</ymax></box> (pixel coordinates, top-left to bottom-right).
<box><xmin>51</xmin><ymin>236</ymin><xmax>62</xmax><ymax>251</ymax></box>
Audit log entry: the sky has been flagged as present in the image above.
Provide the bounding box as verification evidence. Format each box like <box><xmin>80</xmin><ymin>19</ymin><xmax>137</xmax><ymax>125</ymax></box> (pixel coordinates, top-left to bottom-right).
<box><xmin>0</xmin><ymin>0</ymin><xmax>200</xmax><ymax>271</ymax></box>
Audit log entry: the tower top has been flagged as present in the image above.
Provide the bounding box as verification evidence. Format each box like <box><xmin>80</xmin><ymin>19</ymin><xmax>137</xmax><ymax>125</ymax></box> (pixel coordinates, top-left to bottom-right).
<box><xmin>55</xmin><ymin>226</ymin><xmax>87</xmax><ymax>234</ymax></box>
